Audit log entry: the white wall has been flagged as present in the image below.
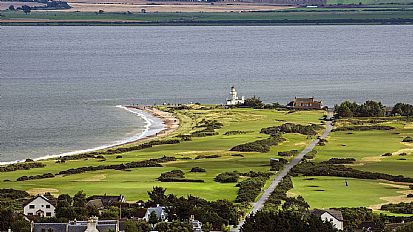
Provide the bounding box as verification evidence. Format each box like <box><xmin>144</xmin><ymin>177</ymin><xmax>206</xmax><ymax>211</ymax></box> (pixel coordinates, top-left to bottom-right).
<box><xmin>321</xmin><ymin>212</ymin><xmax>343</xmax><ymax>230</ymax></box>
<box><xmin>23</xmin><ymin>196</ymin><xmax>55</xmax><ymax>217</ymax></box>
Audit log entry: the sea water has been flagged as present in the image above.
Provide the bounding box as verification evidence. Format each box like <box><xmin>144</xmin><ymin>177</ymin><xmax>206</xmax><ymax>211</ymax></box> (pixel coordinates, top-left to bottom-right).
<box><xmin>1</xmin><ymin>25</ymin><xmax>412</xmax><ymax>163</ymax></box>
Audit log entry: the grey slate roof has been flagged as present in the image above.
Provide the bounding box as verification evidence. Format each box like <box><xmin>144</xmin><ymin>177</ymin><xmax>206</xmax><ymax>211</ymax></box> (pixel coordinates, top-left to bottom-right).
<box><xmin>310</xmin><ymin>209</ymin><xmax>344</xmax><ymax>221</ymax></box>
<box><xmin>32</xmin><ymin>223</ymin><xmax>67</xmax><ymax>232</ymax></box>
<box><xmin>33</xmin><ymin>220</ymin><xmax>118</xmax><ymax>232</ymax></box>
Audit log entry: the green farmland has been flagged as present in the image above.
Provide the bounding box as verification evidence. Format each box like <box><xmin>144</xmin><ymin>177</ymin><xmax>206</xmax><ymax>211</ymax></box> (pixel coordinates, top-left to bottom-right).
<box><xmin>1</xmin><ymin>8</ymin><xmax>413</xmax><ymax>25</ymax></box>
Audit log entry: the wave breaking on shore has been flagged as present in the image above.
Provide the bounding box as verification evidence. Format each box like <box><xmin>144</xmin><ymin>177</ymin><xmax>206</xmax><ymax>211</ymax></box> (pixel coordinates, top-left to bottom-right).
<box><xmin>0</xmin><ymin>105</ymin><xmax>165</xmax><ymax>166</ymax></box>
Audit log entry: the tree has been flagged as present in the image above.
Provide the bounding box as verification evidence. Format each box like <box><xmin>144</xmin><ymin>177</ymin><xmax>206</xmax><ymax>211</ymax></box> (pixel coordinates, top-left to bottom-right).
<box><xmin>147</xmin><ymin>186</ymin><xmax>168</xmax><ymax>206</ymax></box>
<box><xmin>148</xmin><ymin>211</ymin><xmax>159</xmax><ymax>226</ymax></box>
<box><xmin>21</xmin><ymin>5</ymin><xmax>31</xmax><ymax>14</ymax></box>
<box><xmin>8</xmin><ymin>5</ymin><xmax>15</xmax><ymax>11</ymax></box>
<box><xmin>73</xmin><ymin>191</ymin><xmax>87</xmax><ymax>207</ymax></box>
<box><xmin>203</xmin><ymin>222</ymin><xmax>213</xmax><ymax>232</ymax></box>
<box><xmin>124</xmin><ymin>220</ymin><xmax>151</xmax><ymax>232</ymax></box>
<box><xmin>241</xmin><ymin>210</ymin><xmax>338</xmax><ymax>232</ymax></box>
<box><xmin>242</xmin><ymin>96</ymin><xmax>264</xmax><ymax>109</ymax></box>
<box><xmin>57</xmin><ymin>194</ymin><xmax>72</xmax><ymax>208</ymax></box>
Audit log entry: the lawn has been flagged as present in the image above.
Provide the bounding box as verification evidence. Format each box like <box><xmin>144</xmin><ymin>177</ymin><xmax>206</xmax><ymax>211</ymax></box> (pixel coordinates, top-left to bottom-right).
<box><xmin>290</xmin><ymin>117</ymin><xmax>413</xmax><ymax>213</ymax></box>
<box><xmin>289</xmin><ymin>176</ymin><xmax>413</xmax><ymax>215</ymax></box>
<box><xmin>0</xmin><ymin>107</ymin><xmax>324</xmax><ymax>201</ymax></box>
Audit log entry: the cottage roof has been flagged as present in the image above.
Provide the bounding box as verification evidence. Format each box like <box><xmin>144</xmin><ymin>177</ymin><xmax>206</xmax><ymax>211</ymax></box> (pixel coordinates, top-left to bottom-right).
<box><xmin>311</xmin><ymin>209</ymin><xmax>343</xmax><ymax>221</ymax></box>
<box><xmin>23</xmin><ymin>195</ymin><xmax>56</xmax><ymax>207</ymax></box>
<box><xmin>294</xmin><ymin>97</ymin><xmax>321</xmax><ymax>103</ymax></box>
<box><xmin>147</xmin><ymin>206</ymin><xmax>166</xmax><ymax>219</ymax></box>
<box><xmin>88</xmin><ymin>195</ymin><xmax>124</xmax><ymax>207</ymax></box>
<box><xmin>32</xmin><ymin>223</ymin><xmax>67</xmax><ymax>232</ymax></box>
<box><xmin>87</xmin><ymin>199</ymin><xmax>105</xmax><ymax>209</ymax></box>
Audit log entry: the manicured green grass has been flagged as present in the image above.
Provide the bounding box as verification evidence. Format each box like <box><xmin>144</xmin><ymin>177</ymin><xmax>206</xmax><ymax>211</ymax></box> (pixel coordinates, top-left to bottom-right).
<box><xmin>327</xmin><ymin>0</ymin><xmax>413</xmax><ymax>5</ymax></box>
<box><xmin>290</xmin><ymin>118</ymin><xmax>413</xmax><ymax>213</ymax></box>
<box><xmin>0</xmin><ymin>108</ymin><xmax>324</xmax><ymax>201</ymax></box>
<box><xmin>289</xmin><ymin>176</ymin><xmax>412</xmax><ymax>215</ymax></box>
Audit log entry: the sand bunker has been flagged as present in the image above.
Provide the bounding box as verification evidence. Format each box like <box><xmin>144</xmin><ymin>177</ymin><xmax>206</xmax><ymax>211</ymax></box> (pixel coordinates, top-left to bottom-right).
<box><xmin>27</xmin><ymin>188</ymin><xmax>59</xmax><ymax>196</ymax></box>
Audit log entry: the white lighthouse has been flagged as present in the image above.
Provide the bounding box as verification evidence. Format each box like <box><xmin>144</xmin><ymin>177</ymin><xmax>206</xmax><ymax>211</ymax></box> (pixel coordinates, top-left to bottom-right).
<box><xmin>226</xmin><ymin>86</ymin><xmax>245</xmax><ymax>106</ymax></box>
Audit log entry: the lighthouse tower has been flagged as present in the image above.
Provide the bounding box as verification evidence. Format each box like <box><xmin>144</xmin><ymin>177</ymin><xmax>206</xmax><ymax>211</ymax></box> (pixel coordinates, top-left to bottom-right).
<box><xmin>226</xmin><ymin>86</ymin><xmax>245</xmax><ymax>106</ymax></box>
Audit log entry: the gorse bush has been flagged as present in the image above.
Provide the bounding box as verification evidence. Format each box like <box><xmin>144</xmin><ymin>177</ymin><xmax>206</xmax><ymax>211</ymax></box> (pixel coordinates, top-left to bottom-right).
<box><xmin>402</xmin><ymin>136</ymin><xmax>413</xmax><ymax>142</ymax></box>
<box><xmin>0</xmin><ymin>162</ymin><xmax>46</xmax><ymax>172</ymax></box>
<box><xmin>230</xmin><ymin>134</ymin><xmax>285</xmax><ymax>153</ymax></box>
<box><xmin>214</xmin><ymin>172</ymin><xmax>240</xmax><ymax>183</ymax></box>
<box><xmin>291</xmin><ymin>161</ymin><xmax>413</xmax><ymax>183</ymax></box>
<box><xmin>261</xmin><ymin>123</ymin><xmax>322</xmax><ymax>136</ymax></box>
<box><xmin>321</xmin><ymin>158</ymin><xmax>356</xmax><ymax>164</ymax></box>
<box><xmin>278</xmin><ymin>150</ymin><xmax>299</xmax><ymax>157</ymax></box>
<box><xmin>158</xmin><ymin>170</ymin><xmax>204</xmax><ymax>182</ymax></box>
<box><xmin>16</xmin><ymin>156</ymin><xmax>177</xmax><ymax>181</ymax></box>
<box><xmin>332</xmin><ymin>125</ymin><xmax>395</xmax><ymax>132</ymax></box>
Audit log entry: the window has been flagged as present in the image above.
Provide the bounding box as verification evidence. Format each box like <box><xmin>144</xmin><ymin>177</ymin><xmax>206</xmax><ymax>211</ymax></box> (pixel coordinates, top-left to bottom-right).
<box><xmin>29</xmin><ymin>205</ymin><xmax>35</xmax><ymax>209</ymax></box>
<box><xmin>46</xmin><ymin>205</ymin><xmax>50</xmax><ymax>208</ymax></box>
<box><xmin>41</xmin><ymin>229</ymin><xmax>46</xmax><ymax>232</ymax></box>
<box><xmin>46</xmin><ymin>212</ymin><xmax>52</xmax><ymax>217</ymax></box>
<box><xmin>28</xmin><ymin>213</ymin><xmax>33</xmax><ymax>216</ymax></box>
<box><xmin>42</xmin><ymin>205</ymin><xmax>44</xmax><ymax>207</ymax></box>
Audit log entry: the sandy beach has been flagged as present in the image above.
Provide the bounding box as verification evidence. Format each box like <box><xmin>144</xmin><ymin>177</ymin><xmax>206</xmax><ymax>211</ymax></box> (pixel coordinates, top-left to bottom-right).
<box><xmin>0</xmin><ymin>106</ymin><xmax>179</xmax><ymax>165</ymax></box>
<box><xmin>125</xmin><ymin>105</ymin><xmax>180</xmax><ymax>144</ymax></box>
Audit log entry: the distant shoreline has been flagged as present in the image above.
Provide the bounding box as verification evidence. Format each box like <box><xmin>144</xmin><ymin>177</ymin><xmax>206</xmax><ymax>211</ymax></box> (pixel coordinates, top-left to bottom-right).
<box><xmin>0</xmin><ymin>106</ymin><xmax>179</xmax><ymax>166</ymax></box>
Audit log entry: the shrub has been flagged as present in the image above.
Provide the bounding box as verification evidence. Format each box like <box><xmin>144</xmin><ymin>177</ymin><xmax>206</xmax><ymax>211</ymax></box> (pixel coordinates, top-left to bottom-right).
<box><xmin>190</xmin><ymin>167</ymin><xmax>206</xmax><ymax>173</ymax></box>
<box><xmin>399</xmin><ymin>153</ymin><xmax>408</xmax><ymax>156</ymax></box>
<box><xmin>304</xmin><ymin>150</ymin><xmax>317</xmax><ymax>159</ymax></box>
<box><xmin>261</xmin><ymin>123</ymin><xmax>321</xmax><ymax>136</ymax></box>
<box><xmin>292</xmin><ymin>162</ymin><xmax>413</xmax><ymax>183</ymax></box>
<box><xmin>407</xmin><ymin>194</ymin><xmax>413</xmax><ymax>198</ymax></box>
<box><xmin>380</xmin><ymin>202</ymin><xmax>413</xmax><ymax>214</ymax></box>
<box><xmin>402</xmin><ymin>137</ymin><xmax>413</xmax><ymax>142</ymax></box>
<box><xmin>278</xmin><ymin>150</ymin><xmax>299</xmax><ymax>157</ymax></box>
<box><xmin>158</xmin><ymin>170</ymin><xmax>204</xmax><ymax>182</ymax></box>
<box><xmin>333</xmin><ymin>125</ymin><xmax>395</xmax><ymax>132</ymax></box>
<box><xmin>215</xmin><ymin>172</ymin><xmax>240</xmax><ymax>183</ymax></box>
<box><xmin>224</xmin><ymin>131</ymin><xmax>249</xmax><ymax>136</ymax></box>
<box><xmin>321</xmin><ymin>158</ymin><xmax>356</xmax><ymax>164</ymax></box>
<box><xmin>0</xmin><ymin>162</ymin><xmax>46</xmax><ymax>172</ymax></box>
<box><xmin>195</xmin><ymin>154</ymin><xmax>220</xmax><ymax>159</ymax></box>
<box><xmin>230</xmin><ymin>134</ymin><xmax>285</xmax><ymax>153</ymax></box>
<box><xmin>116</xmin><ymin>155</ymin><xmax>122</xmax><ymax>159</ymax></box>
<box><xmin>235</xmin><ymin>176</ymin><xmax>269</xmax><ymax>203</ymax></box>
<box><xmin>382</xmin><ymin>153</ymin><xmax>393</xmax><ymax>157</ymax></box>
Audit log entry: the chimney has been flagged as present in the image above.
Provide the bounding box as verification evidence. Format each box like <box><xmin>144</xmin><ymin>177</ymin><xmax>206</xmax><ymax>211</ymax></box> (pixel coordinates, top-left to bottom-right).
<box><xmin>85</xmin><ymin>216</ymin><xmax>99</xmax><ymax>232</ymax></box>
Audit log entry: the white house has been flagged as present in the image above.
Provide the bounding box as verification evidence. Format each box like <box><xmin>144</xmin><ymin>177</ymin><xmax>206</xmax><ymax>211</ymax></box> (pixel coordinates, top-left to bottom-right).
<box><xmin>144</xmin><ymin>206</ymin><xmax>167</xmax><ymax>222</ymax></box>
<box><xmin>24</xmin><ymin>195</ymin><xmax>56</xmax><ymax>218</ymax></box>
<box><xmin>226</xmin><ymin>86</ymin><xmax>244</xmax><ymax>106</ymax></box>
<box><xmin>311</xmin><ymin>209</ymin><xmax>344</xmax><ymax>230</ymax></box>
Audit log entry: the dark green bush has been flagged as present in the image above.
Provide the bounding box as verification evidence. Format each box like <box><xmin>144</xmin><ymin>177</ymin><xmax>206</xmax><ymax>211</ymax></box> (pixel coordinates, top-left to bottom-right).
<box><xmin>321</xmin><ymin>158</ymin><xmax>356</xmax><ymax>164</ymax></box>
<box><xmin>402</xmin><ymin>137</ymin><xmax>413</xmax><ymax>142</ymax></box>
<box><xmin>214</xmin><ymin>172</ymin><xmax>240</xmax><ymax>183</ymax></box>
<box><xmin>190</xmin><ymin>167</ymin><xmax>206</xmax><ymax>172</ymax></box>
<box><xmin>278</xmin><ymin>150</ymin><xmax>299</xmax><ymax>157</ymax></box>
<box><xmin>261</xmin><ymin>123</ymin><xmax>321</xmax><ymax>136</ymax></box>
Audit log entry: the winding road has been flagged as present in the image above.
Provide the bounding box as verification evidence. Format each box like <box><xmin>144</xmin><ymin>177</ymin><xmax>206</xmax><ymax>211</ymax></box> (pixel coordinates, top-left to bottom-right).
<box><xmin>231</xmin><ymin>110</ymin><xmax>334</xmax><ymax>232</ymax></box>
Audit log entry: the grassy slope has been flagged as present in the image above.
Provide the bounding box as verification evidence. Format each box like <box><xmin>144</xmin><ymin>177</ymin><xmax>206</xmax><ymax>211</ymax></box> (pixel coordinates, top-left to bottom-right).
<box><xmin>0</xmin><ymin>108</ymin><xmax>323</xmax><ymax>201</ymax></box>
<box><xmin>289</xmin><ymin>118</ymin><xmax>413</xmax><ymax>213</ymax></box>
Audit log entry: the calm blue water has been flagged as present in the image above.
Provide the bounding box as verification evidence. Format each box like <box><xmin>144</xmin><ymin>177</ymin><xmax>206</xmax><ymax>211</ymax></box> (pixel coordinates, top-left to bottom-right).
<box><xmin>1</xmin><ymin>25</ymin><xmax>412</xmax><ymax>162</ymax></box>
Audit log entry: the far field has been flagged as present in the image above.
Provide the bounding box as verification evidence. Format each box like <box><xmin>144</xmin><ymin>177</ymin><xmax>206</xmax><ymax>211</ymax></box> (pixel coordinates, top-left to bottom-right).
<box><xmin>2</xmin><ymin>6</ymin><xmax>413</xmax><ymax>25</ymax></box>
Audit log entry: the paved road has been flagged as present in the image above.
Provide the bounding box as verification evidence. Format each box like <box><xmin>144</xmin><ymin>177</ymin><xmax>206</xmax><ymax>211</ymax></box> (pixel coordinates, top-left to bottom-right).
<box><xmin>231</xmin><ymin>111</ymin><xmax>334</xmax><ymax>232</ymax></box>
